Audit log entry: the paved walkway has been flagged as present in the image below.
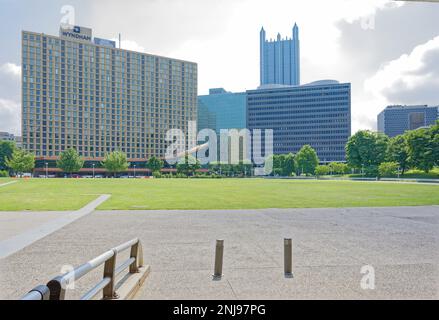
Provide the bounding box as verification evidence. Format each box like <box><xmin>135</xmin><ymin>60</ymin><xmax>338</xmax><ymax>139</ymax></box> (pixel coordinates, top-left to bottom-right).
<box><xmin>0</xmin><ymin>181</ymin><xmax>17</xmax><ymax>188</ymax></box>
<box><xmin>0</xmin><ymin>195</ymin><xmax>110</xmax><ymax>259</ymax></box>
<box><xmin>0</xmin><ymin>206</ymin><xmax>438</xmax><ymax>300</ymax></box>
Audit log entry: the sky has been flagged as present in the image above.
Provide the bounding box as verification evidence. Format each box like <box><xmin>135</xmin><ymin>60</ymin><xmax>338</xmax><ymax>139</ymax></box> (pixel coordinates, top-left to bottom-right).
<box><xmin>1</xmin><ymin>0</ymin><xmax>439</xmax><ymax>136</ymax></box>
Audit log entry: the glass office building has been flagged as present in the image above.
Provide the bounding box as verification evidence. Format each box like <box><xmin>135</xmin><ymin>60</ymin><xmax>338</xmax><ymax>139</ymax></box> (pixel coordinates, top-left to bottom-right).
<box><xmin>247</xmin><ymin>81</ymin><xmax>351</xmax><ymax>163</ymax></box>
<box><xmin>377</xmin><ymin>105</ymin><xmax>438</xmax><ymax>138</ymax></box>
<box><xmin>197</xmin><ymin>88</ymin><xmax>247</xmax><ymax>163</ymax></box>
<box><xmin>21</xmin><ymin>26</ymin><xmax>197</xmax><ymax>168</ymax></box>
<box><xmin>260</xmin><ymin>24</ymin><xmax>300</xmax><ymax>86</ymax></box>
<box><xmin>197</xmin><ymin>88</ymin><xmax>246</xmax><ymax>133</ymax></box>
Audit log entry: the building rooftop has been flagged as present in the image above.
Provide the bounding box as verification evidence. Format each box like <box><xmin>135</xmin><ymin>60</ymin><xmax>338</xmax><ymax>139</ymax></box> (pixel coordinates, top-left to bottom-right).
<box><xmin>22</xmin><ymin>26</ymin><xmax>197</xmax><ymax>65</ymax></box>
<box><xmin>385</xmin><ymin>105</ymin><xmax>437</xmax><ymax>110</ymax></box>
<box><xmin>252</xmin><ymin>80</ymin><xmax>347</xmax><ymax>92</ymax></box>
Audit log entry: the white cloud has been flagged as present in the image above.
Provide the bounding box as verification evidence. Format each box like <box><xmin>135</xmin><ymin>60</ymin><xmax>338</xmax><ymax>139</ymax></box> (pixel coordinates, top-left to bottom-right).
<box><xmin>89</xmin><ymin>0</ymin><xmax>399</xmax><ymax>95</ymax></box>
<box><xmin>365</xmin><ymin>35</ymin><xmax>439</xmax><ymax>106</ymax></box>
<box><xmin>0</xmin><ymin>62</ymin><xmax>21</xmax><ymax>100</ymax></box>
<box><xmin>0</xmin><ymin>63</ymin><xmax>21</xmax><ymax>78</ymax></box>
<box><xmin>0</xmin><ymin>98</ymin><xmax>20</xmax><ymax>135</ymax></box>
<box><xmin>0</xmin><ymin>62</ymin><xmax>21</xmax><ymax>134</ymax></box>
<box><xmin>111</xmin><ymin>39</ymin><xmax>146</xmax><ymax>53</ymax></box>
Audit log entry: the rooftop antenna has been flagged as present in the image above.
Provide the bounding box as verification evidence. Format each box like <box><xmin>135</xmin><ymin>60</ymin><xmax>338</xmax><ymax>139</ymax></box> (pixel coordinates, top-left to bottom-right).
<box><xmin>119</xmin><ymin>33</ymin><xmax>121</xmax><ymax>49</ymax></box>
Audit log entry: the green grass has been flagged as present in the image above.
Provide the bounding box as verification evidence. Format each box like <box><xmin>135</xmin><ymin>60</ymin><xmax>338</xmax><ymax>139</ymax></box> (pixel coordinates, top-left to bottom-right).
<box><xmin>0</xmin><ymin>178</ymin><xmax>438</xmax><ymax>211</ymax></box>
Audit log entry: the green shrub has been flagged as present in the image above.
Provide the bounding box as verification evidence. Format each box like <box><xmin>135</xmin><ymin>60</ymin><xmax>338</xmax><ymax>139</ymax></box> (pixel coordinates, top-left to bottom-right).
<box><xmin>152</xmin><ymin>172</ymin><xmax>162</xmax><ymax>179</ymax></box>
<box><xmin>379</xmin><ymin>162</ymin><xmax>399</xmax><ymax>177</ymax></box>
<box><xmin>315</xmin><ymin>165</ymin><xmax>329</xmax><ymax>177</ymax></box>
<box><xmin>0</xmin><ymin>170</ymin><xmax>9</xmax><ymax>177</ymax></box>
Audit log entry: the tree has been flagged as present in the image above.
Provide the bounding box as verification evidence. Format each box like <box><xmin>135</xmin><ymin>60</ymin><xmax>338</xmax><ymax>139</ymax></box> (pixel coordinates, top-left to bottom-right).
<box><xmin>405</xmin><ymin>128</ymin><xmax>435</xmax><ymax>173</ymax></box>
<box><xmin>282</xmin><ymin>153</ymin><xmax>295</xmax><ymax>177</ymax></box>
<box><xmin>346</xmin><ymin>131</ymin><xmax>389</xmax><ymax>174</ymax></box>
<box><xmin>0</xmin><ymin>140</ymin><xmax>16</xmax><ymax>171</ymax></box>
<box><xmin>5</xmin><ymin>149</ymin><xmax>35</xmax><ymax>176</ymax></box>
<box><xmin>328</xmin><ymin>162</ymin><xmax>349</xmax><ymax>175</ymax></box>
<box><xmin>176</xmin><ymin>154</ymin><xmax>200</xmax><ymax>176</ymax></box>
<box><xmin>295</xmin><ymin>145</ymin><xmax>319</xmax><ymax>175</ymax></box>
<box><xmin>429</xmin><ymin>120</ymin><xmax>439</xmax><ymax>167</ymax></box>
<box><xmin>57</xmin><ymin>148</ymin><xmax>84</xmax><ymax>176</ymax></box>
<box><xmin>102</xmin><ymin>151</ymin><xmax>130</xmax><ymax>177</ymax></box>
<box><xmin>387</xmin><ymin>135</ymin><xmax>410</xmax><ymax>175</ymax></box>
<box><xmin>379</xmin><ymin>162</ymin><xmax>399</xmax><ymax>178</ymax></box>
<box><xmin>147</xmin><ymin>156</ymin><xmax>164</xmax><ymax>174</ymax></box>
<box><xmin>269</xmin><ymin>155</ymin><xmax>282</xmax><ymax>176</ymax></box>
<box><xmin>272</xmin><ymin>154</ymin><xmax>283</xmax><ymax>176</ymax></box>
<box><xmin>315</xmin><ymin>165</ymin><xmax>329</xmax><ymax>177</ymax></box>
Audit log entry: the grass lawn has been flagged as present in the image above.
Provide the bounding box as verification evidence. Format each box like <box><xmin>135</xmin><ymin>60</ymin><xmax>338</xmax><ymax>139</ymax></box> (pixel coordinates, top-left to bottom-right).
<box><xmin>0</xmin><ymin>178</ymin><xmax>438</xmax><ymax>211</ymax></box>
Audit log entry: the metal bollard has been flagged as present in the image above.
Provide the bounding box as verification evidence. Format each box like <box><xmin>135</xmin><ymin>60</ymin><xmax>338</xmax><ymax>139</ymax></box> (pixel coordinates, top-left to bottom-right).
<box><xmin>284</xmin><ymin>238</ymin><xmax>293</xmax><ymax>278</ymax></box>
<box><xmin>213</xmin><ymin>240</ymin><xmax>224</xmax><ymax>280</ymax></box>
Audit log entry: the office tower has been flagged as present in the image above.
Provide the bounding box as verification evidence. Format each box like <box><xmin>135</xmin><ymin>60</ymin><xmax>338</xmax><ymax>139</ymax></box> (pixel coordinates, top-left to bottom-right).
<box><xmin>378</xmin><ymin>105</ymin><xmax>439</xmax><ymax>137</ymax></box>
<box><xmin>21</xmin><ymin>25</ymin><xmax>197</xmax><ymax>170</ymax></box>
<box><xmin>197</xmin><ymin>88</ymin><xmax>247</xmax><ymax>163</ymax></box>
<box><xmin>198</xmin><ymin>88</ymin><xmax>246</xmax><ymax>134</ymax></box>
<box><xmin>260</xmin><ymin>23</ymin><xmax>300</xmax><ymax>86</ymax></box>
<box><xmin>247</xmin><ymin>80</ymin><xmax>351</xmax><ymax>163</ymax></box>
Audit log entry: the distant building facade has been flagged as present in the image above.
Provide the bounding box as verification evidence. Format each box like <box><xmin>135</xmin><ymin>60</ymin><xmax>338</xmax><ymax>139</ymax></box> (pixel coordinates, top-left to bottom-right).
<box><xmin>0</xmin><ymin>132</ymin><xmax>22</xmax><ymax>148</ymax></box>
<box><xmin>260</xmin><ymin>24</ymin><xmax>300</xmax><ymax>86</ymax></box>
<box><xmin>197</xmin><ymin>88</ymin><xmax>247</xmax><ymax>163</ymax></box>
<box><xmin>247</xmin><ymin>81</ymin><xmax>351</xmax><ymax>163</ymax></box>
<box><xmin>0</xmin><ymin>132</ymin><xmax>15</xmax><ymax>142</ymax></box>
<box><xmin>197</xmin><ymin>88</ymin><xmax>246</xmax><ymax>133</ymax></box>
<box><xmin>377</xmin><ymin>105</ymin><xmax>439</xmax><ymax>137</ymax></box>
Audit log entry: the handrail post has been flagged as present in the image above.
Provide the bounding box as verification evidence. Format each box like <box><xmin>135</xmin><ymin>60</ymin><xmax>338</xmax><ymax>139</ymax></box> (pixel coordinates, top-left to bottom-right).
<box><xmin>102</xmin><ymin>249</ymin><xmax>118</xmax><ymax>300</ymax></box>
<box><xmin>47</xmin><ymin>276</ymin><xmax>66</xmax><ymax>300</ymax></box>
<box><xmin>138</xmin><ymin>242</ymin><xmax>144</xmax><ymax>268</ymax></box>
<box><xmin>129</xmin><ymin>241</ymin><xmax>140</xmax><ymax>273</ymax></box>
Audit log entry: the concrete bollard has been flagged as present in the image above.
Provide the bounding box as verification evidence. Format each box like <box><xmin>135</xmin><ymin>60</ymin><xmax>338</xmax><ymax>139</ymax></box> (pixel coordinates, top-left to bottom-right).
<box><xmin>213</xmin><ymin>240</ymin><xmax>224</xmax><ymax>280</ymax></box>
<box><xmin>284</xmin><ymin>238</ymin><xmax>293</xmax><ymax>278</ymax></box>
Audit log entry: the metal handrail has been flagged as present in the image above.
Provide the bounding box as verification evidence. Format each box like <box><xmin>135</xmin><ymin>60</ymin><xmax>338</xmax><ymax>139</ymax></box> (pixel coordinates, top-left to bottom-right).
<box><xmin>38</xmin><ymin>238</ymin><xmax>144</xmax><ymax>300</ymax></box>
<box><xmin>21</xmin><ymin>285</ymin><xmax>50</xmax><ymax>300</ymax></box>
<box><xmin>80</xmin><ymin>278</ymin><xmax>111</xmax><ymax>301</ymax></box>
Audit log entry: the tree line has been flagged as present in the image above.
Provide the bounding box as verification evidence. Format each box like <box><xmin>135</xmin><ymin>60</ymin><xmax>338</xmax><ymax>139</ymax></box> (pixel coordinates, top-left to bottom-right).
<box><xmin>1</xmin><ymin>120</ymin><xmax>437</xmax><ymax>178</ymax></box>
<box><xmin>346</xmin><ymin>120</ymin><xmax>439</xmax><ymax>177</ymax></box>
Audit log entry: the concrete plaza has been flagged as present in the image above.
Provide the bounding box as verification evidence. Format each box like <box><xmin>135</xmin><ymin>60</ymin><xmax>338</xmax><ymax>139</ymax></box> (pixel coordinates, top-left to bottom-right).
<box><xmin>0</xmin><ymin>206</ymin><xmax>438</xmax><ymax>300</ymax></box>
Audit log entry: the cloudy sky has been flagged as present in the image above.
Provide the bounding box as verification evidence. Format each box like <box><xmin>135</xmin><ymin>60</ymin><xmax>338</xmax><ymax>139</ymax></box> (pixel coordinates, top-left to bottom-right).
<box><xmin>1</xmin><ymin>0</ymin><xmax>438</xmax><ymax>135</ymax></box>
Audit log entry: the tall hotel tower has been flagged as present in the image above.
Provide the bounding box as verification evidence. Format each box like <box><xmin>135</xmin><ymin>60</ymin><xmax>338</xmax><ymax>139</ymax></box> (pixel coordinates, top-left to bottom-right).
<box><xmin>260</xmin><ymin>23</ymin><xmax>300</xmax><ymax>86</ymax></box>
<box><xmin>21</xmin><ymin>25</ymin><xmax>197</xmax><ymax>165</ymax></box>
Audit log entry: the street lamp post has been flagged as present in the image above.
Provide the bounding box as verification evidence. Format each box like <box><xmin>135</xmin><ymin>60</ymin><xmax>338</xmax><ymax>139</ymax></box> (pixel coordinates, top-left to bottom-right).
<box><xmin>92</xmin><ymin>164</ymin><xmax>95</xmax><ymax>179</ymax></box>
<box><xmin>45</xmin><ymin>162</ymin><xmax>48</xmax><ymax>179</ymax></box>
<box><xmin>134</xmin><ymin>165</ymin><xmax>136</xmax><ymax>179</ymax></box>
